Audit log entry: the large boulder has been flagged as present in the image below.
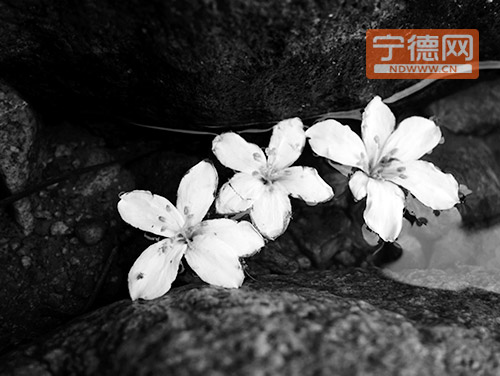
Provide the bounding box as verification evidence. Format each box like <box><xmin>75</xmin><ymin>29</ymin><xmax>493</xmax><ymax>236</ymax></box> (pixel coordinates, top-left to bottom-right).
<box><xmin>1</xmin><ymin>269</ymin><xmax>500</xmax><ymax>375</ymax></box>
<box><xmin>0</xmin><ymin>0</ymin><xmax>499</xmax><ymax>129</ymax></box>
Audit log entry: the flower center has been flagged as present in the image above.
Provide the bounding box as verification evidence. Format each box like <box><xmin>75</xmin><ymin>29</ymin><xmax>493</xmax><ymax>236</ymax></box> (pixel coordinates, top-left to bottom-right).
<box><xmin>370</xmin><ymin>167</ymin><xmax>385</xmax><ymax>180</ymax></box>
<box><xmin>177</xmin><ymin>226</ymin><xmax>194</xmax><ymax>245</ymax></box>
<box><xmin>369</xmin><ymin>154</ymin><xmax>407</xmax><ymax>181</ymax></box>
<box><xmin>254</xmin><ymin>163</ymin><xmax>281</xmax><ymax>185</ymax></box>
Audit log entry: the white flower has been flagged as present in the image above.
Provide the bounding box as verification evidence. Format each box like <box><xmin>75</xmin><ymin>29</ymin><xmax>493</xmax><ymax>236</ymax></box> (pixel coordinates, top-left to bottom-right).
<box><xmin>117</xmin><ymin>160</ymin><xmax>265</xmax><ymax>300</ymax></box>
<box><xmin>212</xmin><ymin>118</ymin><xmax>334</xmax><ymax>240</ymax></box>
<box><xmin>306</xmin><ymin>96</ymin><xmax>460</xmax><ymax>242</ymax></box>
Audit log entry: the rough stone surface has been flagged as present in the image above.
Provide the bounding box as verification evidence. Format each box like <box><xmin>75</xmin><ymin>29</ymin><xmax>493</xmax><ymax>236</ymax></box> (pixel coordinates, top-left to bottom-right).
<box><xmin>1</xmin><ymin>11</ymin><xmax>500</xmax><ymax>371</ymax></box>
<box><xmin>0</xmin><ymin>121</ymin><xmax>138</xmax><ymax>354</ymax></box>
<box><xmin>0</xmin><ymin>81</ymin><xmax>38</xmax><ymax>192</ymax></box>
<box><xmin>0</xmin><ymin>80</ymin><xmax>39</xmax><ymax>234</ymax></box>
<box><xmin>1</xmin><ymin>269</ymin><xmax>500</xmax><ymax>376</ymax></box>
<box><xmin>0</xmin><ymin>1</ymin><xmax>499</xmax><ymax>129</ymax></box>
<box><xmin>426</xmin><ymin>78</ymin><xmax>500</xmax><ymax>135</ymax></box>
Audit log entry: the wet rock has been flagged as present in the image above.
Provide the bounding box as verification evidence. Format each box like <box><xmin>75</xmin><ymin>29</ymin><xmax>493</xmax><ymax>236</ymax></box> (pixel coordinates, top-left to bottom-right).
<box><xmin>0</xmin><ymin>1</ymin><xmax>499</xmax><ymax>129</ymax></box>
<box><xmin>253</xmin><ymin>238</ymin><xmax>300</xmax><ymax>275</ymax></box>
<box><xmin>0</xmin><ymin>81</ymin><xmax>40</xmax><ymax>234</ymax></box>
<box><xmin>1</xmin><ymin>269</ymin><xmax>500</xmax><ymax>376</ymax></box>
<box><xmin>75</xmin><ymin>219</ymin><xmax>107</xmax><ymax>245</ymax></box>
<box><xmin>384</xmin><ymin>265</ymin><xmax>500</xmax><ymax>293</ymax></box>
<box><xmin>425</xmin><ymin>132</ymin><xmax>500</xmax><ymax>227</ymax></box>
<box><xmin>129</xmin><ymin>151</ymin><xmax>199</xmax><ymax>201</ymax></box>
<box><xmin>289</xmin><ymin>204</ymin><xmax>367</xmax><ymax>268</ymax></box>
<box><xmin>427</xmin><ymin>78</ymin><xmax>500</xmax><ymax>135</ymax></box>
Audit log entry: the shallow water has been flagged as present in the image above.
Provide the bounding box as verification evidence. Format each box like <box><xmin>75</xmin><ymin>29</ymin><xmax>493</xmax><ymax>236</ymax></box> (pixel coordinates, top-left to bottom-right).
<box><xmin>383</xmin><ymin>203</ymin><xmax>500</xmax><ymax>293</ymax></box>
<box><xmin>374</xmin><ymin>74</ymin><xmax>500</xmax><ymax>293</ymax></box>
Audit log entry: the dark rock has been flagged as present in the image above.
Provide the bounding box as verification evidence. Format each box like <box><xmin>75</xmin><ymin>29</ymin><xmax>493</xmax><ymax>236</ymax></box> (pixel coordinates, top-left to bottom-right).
<box><xmin>77</xmin><ymin>148</ymin><xmax>123</xmax><ymax>197</ymax></box>
<box><xmin>289</xmin><ymin>204</ymin><xmax>368</xmax><ymax>268</ymax></box>
<box><xmin>0</xmin><ymin>1</ymin><xmax>499</xmax><ymax>129</ymax></box>
<box><xmin>485</xmin><ymin>131</ymin><xmax>500</xmax><ymax>167</ymax></box>
<box><xmin>426</xmin><ymin>78</ymin><xmax>500</xmax><ymax>135</ymax></box>
<box><xmin>425</xmin><ymin>132</ymin><xmax>500</xmax><ymax>227</ymax></box>
<box><xmin>75</xmin><ymin>219</ymin><xmax>107</xmax><ymax>246</ymax></box>
<box><xmin>128</xmin><ymin>151</ymin><xmax>200</xmax><ymax>201</ymax></box>
<box><xmin>0</xmin><ymin>81</ymin><xmax>38</xmax><ymax>192</ymax></box>
<box><xmin>10</xmin><ymin>199</ymin><xmax>35</xmax><ymax>235</ymax></box>
<box><xmin>1</xmin><ymin>269</ymin><xmax>500</xmax><ymax>375</ymax></box>
<box><xmin>252</xmin><ymin>238</ymin><xmax>300</xmax><ymax>275</ymax></box>
<box><xmin>0</xmin><ymin>121</ymin><xmax>135</xmax><ymax>354</ymax></box>
<box><xmin>0</xmin><ymin>80</ymin><xmax>40</xmax><ymax>234</ymax></box>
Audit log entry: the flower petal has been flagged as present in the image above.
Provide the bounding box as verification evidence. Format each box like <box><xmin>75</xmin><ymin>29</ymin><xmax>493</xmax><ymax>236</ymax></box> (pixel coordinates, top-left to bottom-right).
<box><xmin>267</xmin><ymin>118</ymin><xmax>306</xmax><ymax>170</ymax></box>
<box><xmin>379</xmin><ymin>116</ymin><xmax>441</xmax><ymax>162</ymax></box>
<box><xmin>251</xmin><ymin>184</ymin><xmax>292</xmax><ymax>240</ymax></box>
<box><xmin>212</xmin><ymin>132</ymin><xmax>266</xmax><ymax>173</ymax></box>
<box><xmin>128</xmin><ymin>239</ymin><xmax>186</xmax><ymax>300</ymax></box>
<box><xmin>364</xmin><ymin>179</ymin><xmax>405</xmax><ymax>242</ymax></box>
<box><xmin>388</xmin><ymin>160</ymin><xmax>459</xmax><ymax>210</ymax></box>
<box><xmin>349</xmin><ymin>170</ymin><xmax>369</xmax><ymax>201</ymax></box>
<box><xmin>185</xmin><ymin>235</ymin><xmax>245</xmax><ymax>288</ymax></box>
<box><xmin>216</xmin><ymin>173</ymin><xmax>265</xmax><ymax>214</ymax></box>
<box><xmin>176</xmin><ymin>160</ymin><xmax>218</xmax><ymax>226</ymax></box>
<box><xmin>306</xmin><ymin>120</ymin><xmax>368</xmax><ymax>171</ymax></box>
<box><xmin>327</xmin><ymin>160</ymin><xmax>353</xmax><ymax>177</ymax></box>
<box><xmin>193</xmin><ymin>218</ymin><xmax>265</xmax><ymax>257</ymax></box>
<box><xmin>118</xmin><ymin>190</ymin><xmax>184</xmax><ymax>237</ymax></box>
<box><xmin>277</xmin><ymin>166</ymin><xmax>334</xmax><ymax>205</ymax></box>
<box><xmin>361</xmin><ymin>96</ymin><xmax>396</xmax><ymax>167</ymax></box>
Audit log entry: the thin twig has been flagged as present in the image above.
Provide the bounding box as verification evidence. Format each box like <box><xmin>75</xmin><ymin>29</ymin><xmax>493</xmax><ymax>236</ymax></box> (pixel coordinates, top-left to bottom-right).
<box><xmin>81</xmin><ymin>245</ymin><xmax>120</xmax><ymax>313</ymax></box>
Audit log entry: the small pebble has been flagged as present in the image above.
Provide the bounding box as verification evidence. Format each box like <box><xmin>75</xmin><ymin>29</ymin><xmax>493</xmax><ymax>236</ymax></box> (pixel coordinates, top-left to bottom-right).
<box><xmin>21</xmin><ymin>256</ymin><xmax>32</xmax><ymax>268</ymax></box>
<box><xmin>75</xmin><ymin>219</ymin><xmax>107</xmax><ymax>245</ymax></box>
<box><xmin>54</xmin><ymin>144</ymin><xmax>72</xmax><ymax>158</ymax></box>
<box><xmin>50</xmin><ymin>221</ymin><xmax>71</xmax><ymax>236</ymax></box>
<box><xmin>9</xmin><ymin>240</ymin><xmax>21</xmax><ymax>251</ymax></box>
<box><xmin>34</xmin><ymin>209</ymin><xmax>52</xmax><ymax>219</ymax></box>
